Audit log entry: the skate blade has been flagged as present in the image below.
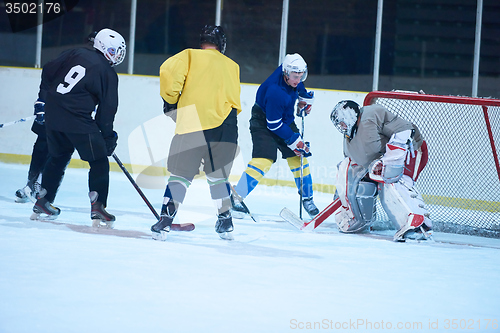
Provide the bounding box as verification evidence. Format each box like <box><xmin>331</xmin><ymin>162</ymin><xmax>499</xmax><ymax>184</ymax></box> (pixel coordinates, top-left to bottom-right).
<box><xmin>30</xmin><ymin>212</ymin><xmax>58</xmax><ymax>221</ymax></box>
<box><xmin>231</xmin><ymin>210</ymin><xmax>246</xmax><ymax>219</ymax></box>
<box><xmin>152</xmin><ymin>230</ymin><xmax>168</xmax><ymax>241</ymax></box>
<box><xmin>218</xmin><ymin>232</ymin><xmax>234</xmax><ymax>241</ymax></box>
<box><xmin>398</xmin><ymin>229</ymin><xmax>434</xmax><ymax>242</ymax></box>
<box><xmin>92</xmin><ymin>219</ymin><xmax>114</xmax><ymax>229</ymax></box>
<box><xmin>15</xmin><ymin>196</ymin><xmax>30</xmax><ymax>203</ymax></box>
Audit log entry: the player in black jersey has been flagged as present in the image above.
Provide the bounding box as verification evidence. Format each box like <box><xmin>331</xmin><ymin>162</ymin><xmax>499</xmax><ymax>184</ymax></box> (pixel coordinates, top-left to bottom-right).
<box><xmin>31</xmin><ymin>28</ymin><xmax>126</xmax><ymax>228</ymax></box>
<box><xmin>15</xmin><ymin>32</ymin><xmax>98</xmax><ymax>204</ymax></box>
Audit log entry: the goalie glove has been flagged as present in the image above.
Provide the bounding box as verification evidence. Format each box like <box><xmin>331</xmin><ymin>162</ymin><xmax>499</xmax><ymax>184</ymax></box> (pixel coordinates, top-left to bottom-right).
<box><xmin>296</xmin><ymin>91</ymin><xmax>314</xmax><ymax>117</ymax></box>
<box><xmin>369</xmin><ymin>130</ymin><xmax>413</xmax><ymax>183</ymax></box>
<box><xmin>286</xmin><ymin>134</ymin><xmax>312</xmax><ymax>157</ymax></box>
<box><xmin>34</xmin><ymin>99</ymin><xmax>45</xmax><ymax>125</ymax></box>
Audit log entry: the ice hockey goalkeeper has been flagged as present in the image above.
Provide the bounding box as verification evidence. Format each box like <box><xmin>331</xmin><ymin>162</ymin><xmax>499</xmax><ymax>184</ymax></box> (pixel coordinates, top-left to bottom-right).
<box><xmin>330</xmin><ymin>100</ymin><xmax>432</xmax><ymax>241</ymax></box>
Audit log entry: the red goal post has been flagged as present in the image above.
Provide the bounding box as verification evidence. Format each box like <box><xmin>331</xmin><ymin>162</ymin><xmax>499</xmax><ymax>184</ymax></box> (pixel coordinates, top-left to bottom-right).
<box><xmin>364</xmin><ymin>91</ymin><xmax>500</xmax><ymax>237</ymax></box>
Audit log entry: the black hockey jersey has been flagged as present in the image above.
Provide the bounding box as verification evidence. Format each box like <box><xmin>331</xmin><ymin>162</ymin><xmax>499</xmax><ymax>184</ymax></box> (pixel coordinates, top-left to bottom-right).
<box><xmin>40</xmin><ymin>47</ymin><xmax>118</xmax><ymax>139</ymax></box>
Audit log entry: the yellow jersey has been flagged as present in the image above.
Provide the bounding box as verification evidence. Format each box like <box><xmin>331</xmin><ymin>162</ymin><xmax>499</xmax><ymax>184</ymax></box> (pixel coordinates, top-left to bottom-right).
<box><xmin>159</xmin><ymin>48</ymin><xmax>242</xmax><ymax>134</ymax></box>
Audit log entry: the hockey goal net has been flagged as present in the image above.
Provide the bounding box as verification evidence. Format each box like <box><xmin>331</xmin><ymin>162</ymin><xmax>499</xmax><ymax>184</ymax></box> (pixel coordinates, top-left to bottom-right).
<box><xmin>364</xmin><ymin>91</ymin><xmax>500</xmax><ymax>238</ymax></box>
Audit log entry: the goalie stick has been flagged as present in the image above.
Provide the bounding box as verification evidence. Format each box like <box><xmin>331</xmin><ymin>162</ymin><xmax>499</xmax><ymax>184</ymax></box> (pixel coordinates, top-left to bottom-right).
<box><xmin>112</xmin><ymin>153</ymin><xmax>194</xmax><ymax>232</ymax></box>
<box><xmin>0</xmin><ymin>115</ymin><xmax>35</xmax><ymax>128</ymax></box>
<box><xmin>280</xmin><ymin>198</ymin><xmax>341</xmax><ymax>231</ymax></box>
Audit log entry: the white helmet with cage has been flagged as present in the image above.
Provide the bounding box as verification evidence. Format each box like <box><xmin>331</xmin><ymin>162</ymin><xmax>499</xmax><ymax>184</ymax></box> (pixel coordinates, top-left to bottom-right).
<box><xmin>282</xmin><ymin>53</ymin><xmax>308</xmax><ymax>82</ymax></box>
<box><xmin>330</xmin><ymin>100</ymin><xmax>361</xmax><ymax>139</ymax></box>
<box><xmin>93</xmin><ymin>28</ymin><xmax>126</xmax><ymax>67</ymax></box>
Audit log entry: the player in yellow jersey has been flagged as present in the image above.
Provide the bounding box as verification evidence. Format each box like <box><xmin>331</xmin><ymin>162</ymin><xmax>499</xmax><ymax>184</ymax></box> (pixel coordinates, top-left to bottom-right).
<box><xmin>151</xmin><ymin>25</ymin><xmax>242</xmax><ymax>241</ymax></box>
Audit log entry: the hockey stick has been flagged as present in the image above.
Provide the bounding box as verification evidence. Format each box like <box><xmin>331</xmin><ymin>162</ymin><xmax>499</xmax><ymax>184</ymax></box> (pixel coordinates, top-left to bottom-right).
<box><xmin>0</xmin><ymin>115</ymin><xmax>35</xmax><ymax>128</ymax></box>
<box><xmin>299</xmin><ymin>113</ymin><xmax>305</xmax><ymax>219</ymax></box>
<box><xmin>229</xmin><ymin>183</ymin><xmax>257</xmax><ymax>223</ymax></box>
<box><xmin>111</xmin><ymin>153</ymin><xmax>194</xmax><ymax>231</ymax></box>
<box><xmin>280</xmin><ymin>198</ymin><xmax>341</xmax><ymax>231</ymax></box>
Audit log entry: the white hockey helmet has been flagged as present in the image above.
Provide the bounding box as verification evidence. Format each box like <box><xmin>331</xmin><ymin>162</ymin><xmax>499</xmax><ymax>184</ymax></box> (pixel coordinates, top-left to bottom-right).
<box><xmin>282</xmin><ymin>53</ymin><xmax>308</xmax><ymax>82</ymax></box>
<box><xmin>93</xmin><ymin>28</ymin><xmax>126</xmax><ymax>67</ymax></box>
<box><xmin>330</xmin><ymin>100</ymin><xmax>360</xmax><ymax>139</ymax></box>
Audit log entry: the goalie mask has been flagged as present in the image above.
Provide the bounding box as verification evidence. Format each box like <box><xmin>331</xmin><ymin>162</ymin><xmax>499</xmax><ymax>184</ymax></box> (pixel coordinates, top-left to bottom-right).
<box><xmin>93</xmin><ymin>28</ymin><xmax>126</xmax><ymax>67</ymax></box>
<box><xmin>282</xmin><ymin>53</ymin><xmax>308</xmax><ymax>82</ymax></box>
<box><xmin>200</xmin><ymin>25</ymin><xmax>227</xmax><ymax>54</ymax></box>
<box><xmin>330</xmin><ymin>100</ymin><xmax>360</xmax><ymax>139</ymax></box>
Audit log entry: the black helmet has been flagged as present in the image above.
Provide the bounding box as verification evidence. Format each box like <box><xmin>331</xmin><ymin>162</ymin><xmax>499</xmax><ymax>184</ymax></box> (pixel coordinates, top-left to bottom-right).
<box><xmin>87</xmin><ymin>31</ymin><xmax>98</xmax><ymax>45</ymax></box>
<box><xmin>200</xmin><ymin>25</ymin><xmax>226</xmax><ymax>54</ymax></box>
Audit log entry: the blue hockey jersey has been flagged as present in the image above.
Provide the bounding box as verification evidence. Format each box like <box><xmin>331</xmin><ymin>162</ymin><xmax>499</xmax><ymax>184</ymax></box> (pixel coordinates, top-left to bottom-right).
<box><xmin>255</xmin><ymin>65</ymin><xmax>309</xmax><ymax>142</ymax></box>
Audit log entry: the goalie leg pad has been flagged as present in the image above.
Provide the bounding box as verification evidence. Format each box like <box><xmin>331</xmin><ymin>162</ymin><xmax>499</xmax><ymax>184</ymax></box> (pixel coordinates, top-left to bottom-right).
<box><xmin>335</xmin><ymin>207</ymin><xmax>372</xmax><ymax>233</ymax></box>
<box><xmin>355</xmin><ymin>181</ymin><xmax>378</xmax><ymax>223</ymax></box>
<box><xmin>379</xmin><ymin>175</ymin><xmax>432</xmax><ymax>239</ymax></box>
<box><xmin>335</xmin><ymin>157</ymin><xmax>377</xmax><ymax>233</ymax></box>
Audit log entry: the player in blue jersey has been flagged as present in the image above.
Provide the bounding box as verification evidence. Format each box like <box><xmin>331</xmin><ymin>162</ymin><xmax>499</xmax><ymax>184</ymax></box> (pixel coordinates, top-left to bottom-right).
<box><xmin>232</xmin><ymin>53</ymin><xmax>319</xmax><ymax>217</ymax></box>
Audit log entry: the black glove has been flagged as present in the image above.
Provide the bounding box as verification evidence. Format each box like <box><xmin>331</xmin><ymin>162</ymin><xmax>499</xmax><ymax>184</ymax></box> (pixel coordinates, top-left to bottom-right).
<box><xmin>105</xmin><ymin>131</ymin><xmax>118</xmax><ymax>156</ymax></box>
<box><xmin>163</xmin><ymin>99</ymin><xmax>177</xmax><ymax>122</ymax></box>
<box><xmin>34</xmin><ymin>99</ymin><xmax>45</xmax><ymax>125</ymax></box>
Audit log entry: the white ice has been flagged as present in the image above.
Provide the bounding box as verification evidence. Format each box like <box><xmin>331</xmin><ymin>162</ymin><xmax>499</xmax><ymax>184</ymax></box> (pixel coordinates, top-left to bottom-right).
<box><xmin>1</xmin><ymin>162</ymin><xmax>499</xmax><ymax>333</ymax></box>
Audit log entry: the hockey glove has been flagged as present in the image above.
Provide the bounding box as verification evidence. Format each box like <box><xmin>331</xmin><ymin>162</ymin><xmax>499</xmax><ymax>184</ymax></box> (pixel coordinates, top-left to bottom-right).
<box><xmin>296</xmin><ymin>91</ymin><xmax>314</xmax><ymax>117</ymax></box>
<box><xmin>105</xmin><ymin>131</ymin><xmax>118</xmax><ymax>156</ymax></box>
<box><xmin>34</xmin><ymin>99</ymin><xmax>45</xmax><ymax>125</ymax></box>
<box><xmin>296</xmin><ymin>103</ymin><xmax>312</xmax><ymax>117</ymax></box>
<box><xmin>368</xmin><ymin>130</ymin><xmax>413</xmax><ymax>183</ymax></box>
<box><xmin>286</xmin><ymin>134</ymin><xmax>312</xmax><ymax>157</ymax></box>
<box><xmin>163</xmin><ymin>99</ymin><xmax>177</xmax><ymax>122</ymax></box>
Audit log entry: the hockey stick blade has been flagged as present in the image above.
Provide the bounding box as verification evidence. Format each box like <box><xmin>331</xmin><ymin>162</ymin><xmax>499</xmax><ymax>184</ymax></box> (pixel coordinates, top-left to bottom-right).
<box><xmin>281</xmin><ymin>198</ymin><xmax>342</xmax><ymax>232</ymax></box>
<box><xmin>171</xmin><ymin>223</ymin><xmax>195</xmax><ymax>232</ymax></box>
<box><xmin>239</xmin><ymin>200</ymin><xmax>257</xmax><ymax>223</ymax></box>
<box><xmin>280</xmin><ymin>207</ymin><xmax>308</xmax><ymax>231</ymax></box>
<box><xmin>0</xmin><ymin>115</ymin><xmax>35</xmax><ymax>128</ymax></box>
<box><xmin>229</xmin><ymin>183</ymin><xmax>257</xmax><ymax>223</ymax></box>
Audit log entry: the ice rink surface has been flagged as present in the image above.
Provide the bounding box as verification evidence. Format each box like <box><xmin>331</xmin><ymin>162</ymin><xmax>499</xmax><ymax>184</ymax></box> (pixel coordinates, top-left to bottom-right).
<box><xmin>1</xmin><ymin>162</ymin><xmax>499</xmax><ymax>333</ymax></box>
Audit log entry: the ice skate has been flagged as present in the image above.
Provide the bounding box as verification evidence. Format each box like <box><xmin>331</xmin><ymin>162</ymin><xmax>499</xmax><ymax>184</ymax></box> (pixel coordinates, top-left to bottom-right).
<box><xmin>303</xmin><ymin>197</ymin><xmax>319</xmax><ymax>217</ymax></box>
<box><xmin>230</xmin><ymin>195</ymin><xmax>247</xmax><ymax>219</ymax></box>
<box><xmin>404</xmin><ymin>222</ymin><xmax>433</xmax><ymax>241</ymax></box>
<box><xmin>16</xmin><ymin>181</ymin><xmax>47</xmax><ymax>203</ymax></box>
<box><xmin>89</xmin><ymin>191</ymin><xmax>115</xmax><ymax>229</ymax></box>
<box><xmin>215</xmin><ymin>211</ymin><xmax>234</xmax><ymax>240</ymax></box>
<box><xmin>31</xmin><ymin>197</ymin><xmax>61</xmax><ymax>220</ymax></box>
<box><xmin>15</xmin><ymin>187</ymin><xmax>29</xmax><ymax>203</ymax></box>
<box><xmin>26</xmin><ymin>181</ymin><xmax>47</xmax><ymax>203</ymax></box>
<box><xmin>151</xmin><ymin>215</ymin><xmax>173</xmax><ymax>241</ymax></box>
<box><xmin>393</xmin><ymin>214</ymin><xmax>431</xmax><ymax>242</ymax></box>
